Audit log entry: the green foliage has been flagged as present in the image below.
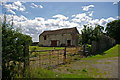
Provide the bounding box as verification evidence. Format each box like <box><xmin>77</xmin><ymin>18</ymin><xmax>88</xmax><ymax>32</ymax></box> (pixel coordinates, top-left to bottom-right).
<box><xmin>105</xmin><ymin>19</ymin><xmax>120</xmax><ymax>44</ymax></box>
<box><xmin>23</xmin><ymin>66</ymin><xmax>57</xmax><ymax>78</ymax></box>
<box><xmin>81</xmin><ymin>24</ymin><xmax>104</xmax><ymax>45</ymax></box>
<box><xmin>81</xmin><ymin>25</ymin><xmax>93</xmax><ymax>44</ymax></box>
<box><xmin>82</xmin><ymin>68</ymin><xmax>87</xmax><ymax>72</ymax></box>
<box><xmin>81</xmin><ymin>24</ymin><xmax>104</xmax><ymax>56</ymax></box>
<box><xmin>2</xmin><ymin>15</ymin><xmax>32</xmax><ymax>78</ymax></box>
<box><xmin>59</xmin><ymin>73</ymin><xmax>92</xmax><ymax>78</ymax></box>
<box><xmin>83</xmin><ymin>44</ymin><xmax>119</xmax><ymax>60</ymax></box>
<box><xmin>92</xmin><ymin>24</ymin><xmax>104</xmax><ymax>41</ymax></box>
<box><xmin>29</xmin><ymin>46</ymin><xmax>65</xmax><ymax>51</ymax></box>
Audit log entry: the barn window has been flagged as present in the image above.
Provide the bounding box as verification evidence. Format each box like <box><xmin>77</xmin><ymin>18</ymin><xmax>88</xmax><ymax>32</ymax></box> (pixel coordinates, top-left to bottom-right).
<box><xmin>44</xmin><ymin>35</ymin><xmax>46</xmax><ymax>40</ymax></box>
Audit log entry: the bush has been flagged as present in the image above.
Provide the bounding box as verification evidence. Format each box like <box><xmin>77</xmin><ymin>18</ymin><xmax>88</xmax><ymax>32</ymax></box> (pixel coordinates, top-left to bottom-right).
<box><xmin>2</xmin><ymin>15</ymin><xmax>32</xmax><ymax>78</ymax></box>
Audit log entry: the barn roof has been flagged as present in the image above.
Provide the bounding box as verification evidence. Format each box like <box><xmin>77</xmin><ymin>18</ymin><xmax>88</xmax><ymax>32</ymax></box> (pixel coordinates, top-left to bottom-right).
<box><xmin>40</xmin><ymin>27</ymin><xmax>79</xmax><ymax>36</ymax></box>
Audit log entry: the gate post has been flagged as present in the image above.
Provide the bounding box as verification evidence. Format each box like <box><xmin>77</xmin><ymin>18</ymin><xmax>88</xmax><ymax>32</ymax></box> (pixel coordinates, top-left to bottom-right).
<box><xmin>63</xmin><ymin>47</ymin><xmax>66</xmax><ymax>64</ymax></box>
<box><xmin>23</xmin><ymin>41</ymin><xmax>29</xmax><ymax>77</ymax></box>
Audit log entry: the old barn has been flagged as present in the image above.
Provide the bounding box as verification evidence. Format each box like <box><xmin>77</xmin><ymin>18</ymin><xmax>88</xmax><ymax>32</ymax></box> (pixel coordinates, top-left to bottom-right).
<box><xmin>39</xmin><ymin>27</ymin><xmax>79</xmax><ymax>47</ymax></box>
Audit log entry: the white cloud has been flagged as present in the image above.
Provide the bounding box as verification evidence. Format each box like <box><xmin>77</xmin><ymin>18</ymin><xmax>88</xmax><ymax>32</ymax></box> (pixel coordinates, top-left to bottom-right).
<box><xmin>53</xmin><ymin>14</ymin><xmax>68</xmax><ymax>20</ymax></box>
<box><xmin>31</xmin><ymin>3</ymin><xmax>38</xmax><ymax>8</ymax></box>
<box><xmin>117</xmin><ymin>16</ymin><xmax>120</xmax><ymax>19</ymax></box>
<box><xmin>4</xmin><ymin>1</ymin><xmax>26</xmax><ymax>14</ymax></box>
<box><xmin>72</xmin><ymin>13</ymin><xmax>92</xmax><ymax>23</ymax></box>
<box><xmin>72</xmin><ymin>12</ymin><xmax>116</xmax><ymax>29</ymax></box>
<box><xmin>30</xmin><ymin>6</ymin><xmax>35</xmax><ymax>8</ymax></box>
<box><xmin>4</xmin><ymin>4</ymin><xmax>18</xmax><ymax>10</ymax></box>
<box><xmin>6</xmin><ymin>14</ymin><xmax>79</xmax><ymax>41</ymax></box>
<box><xmin>6</xmin><ymin>12</ymin><xmax>116</xmax><ymax>42</ymax></box>
<box><xmin>82</xmin><ymin>5</ymin><xmax>94</xmax><ymax>11</ymax></box>
<box><xmin>25</xmin><ymin>12</ymin><xmax>29</xmax><ymax>14</ymax></box>
<box><xmin>88</xmin><ymin>11</ymin><xmax>94</xmax><ymax>16</ymax></box>
<box><xmin>14</xmin><ymin>1</ymin><xmax>22</xmax><ymax>6</ymax></box>
<box><xmin>39</xmin><ymin>5</ymin><xmax>43</xmax><ymax>8</ymax></box>
<box><xmin>19</xmin><ymin>6</ymin><xmax>25</xmax><ymax>11</ymax></box>
<box><xmin>31</xmin><ymin>3</ymin><xmax>43</xmax><ymax>9</ymax></box>
<box><xmin>113</xmin><ymin>1</ymin><xmax>118</xmax><ymax>5</ymax></box>
<box><xmin>8</xmin><ymin>9</ymin><xmax>16</xmax><ymax>14</ymax></box>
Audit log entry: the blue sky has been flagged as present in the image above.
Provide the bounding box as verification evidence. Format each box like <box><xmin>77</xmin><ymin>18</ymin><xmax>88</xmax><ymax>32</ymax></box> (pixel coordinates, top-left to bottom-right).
<box><xmin>1</xmin><ymin>1</ymin><xmax>119</xmax><ymax>42</ymax></box>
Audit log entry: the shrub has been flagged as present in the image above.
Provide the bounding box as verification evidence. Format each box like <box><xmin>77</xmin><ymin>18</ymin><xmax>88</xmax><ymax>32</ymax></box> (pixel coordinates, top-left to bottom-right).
<box><xmin>2</xmin><ymin>15</ymin><xmax>32</xmax><ymax>78</ymax></box>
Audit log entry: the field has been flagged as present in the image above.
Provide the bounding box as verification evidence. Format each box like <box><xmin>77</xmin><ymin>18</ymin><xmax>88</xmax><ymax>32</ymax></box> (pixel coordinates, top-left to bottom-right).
<box><xmin>53</xmin><ymin>44</ymin><xmax>119</xmax><ymax>78</ymax></box>
<box><xmin>23</xmin><ymin>44</ymin><xmax>119</xmax><ymax>78</ymax></box>
<box><xmin>29</xmin><ymin>46</ymin><xmax>82</xmax><ymax>68</ymax></box>
<box><xmin>29</xmin><ymin>46</ymin><xmax>65</xmax><ymax>51</ymax></box>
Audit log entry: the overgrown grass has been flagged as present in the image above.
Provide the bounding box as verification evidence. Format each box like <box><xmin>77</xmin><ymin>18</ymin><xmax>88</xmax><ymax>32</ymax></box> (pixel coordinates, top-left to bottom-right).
<box><xmin>19</xmin><ymin>44</ymin><xmax>119</xmax><ymax>78</ymax></box>
<box><xmin>29</xmin><ymin>46</ymin><xmax>65</xmax><ymax>51</ymax></box>
<box><xmin>22</xmin><ymin>66</ymin><xmax>92</xmax><ymax>78</ymax></box>
<box><xmin>16</xmin><ymin>66</ymin><xmax>57</xmax><ymax>78</ymax></box>
<box><xmin>29</xmin><ymin>46</ymin><xmax>65</xmax><ymax>57</ymax></box>
<box><xmin>82</xmin><ymin>44</ymin><xmax>119</xmax><ymax>60</ymax></box>
<box><xmin>58</xmin><ymin>73</ymin><xmax>92</xmax><ymax>78</ymax></box>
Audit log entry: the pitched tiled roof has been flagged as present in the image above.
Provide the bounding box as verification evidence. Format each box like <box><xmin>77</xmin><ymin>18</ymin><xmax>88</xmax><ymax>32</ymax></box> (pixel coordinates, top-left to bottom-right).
<box><xmin>40</xmin><ymin>27</ymin><xmax>79</xmax><ymax>36</ymax></box>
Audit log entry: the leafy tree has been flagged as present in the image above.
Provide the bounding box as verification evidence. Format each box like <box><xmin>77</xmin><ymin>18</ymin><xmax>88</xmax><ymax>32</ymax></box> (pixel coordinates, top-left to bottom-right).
<box><xmin>105</xmin><ymin>19</ymin><xmax>120</xmax><ymax>44</ymax></box>
<box><xmin>81</xmin><ymin>24</ymin><xmax>104</xmax><ymax>56</ymax></box>
<box><xmin>2</xmin><ymin>15</ymin><xmax>32</xmax><ymax>78</ymax></box>
<box><xmin>92</xmin><ymin>24</ymin><xmax>104</xmax><ymax>41</ymax></box>
<box><xmin>81</xmin><ymin>25</ymin><xmax>93</xmax><ymax>45</ymax></box>
<box><xmin>81</xmin><ymin>24</ymin><xmax>104</xmax><ymax>45</ymax></box>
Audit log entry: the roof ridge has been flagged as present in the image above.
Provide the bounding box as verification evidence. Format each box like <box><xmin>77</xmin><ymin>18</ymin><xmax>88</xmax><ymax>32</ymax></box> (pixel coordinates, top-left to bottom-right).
<box><xmin>44</xmin><ymin>27</ymin><xmax>76</xmax><ymax>32</ymax></box>
<box><xmin>40</xmin><ymin>27</ymin><xmax>78</xmax><ymax>36</ymax></box>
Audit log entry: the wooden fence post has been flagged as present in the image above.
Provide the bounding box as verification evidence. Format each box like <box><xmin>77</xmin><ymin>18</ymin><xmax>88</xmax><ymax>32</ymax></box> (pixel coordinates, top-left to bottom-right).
<box><xmin>63</xmin><ymin>47</ymin><xmax>66</xmax><ymax>64</ymax></box>
<box><xmin>57</xmin><ymin>50</ymin><xmax>59</xmax><ymax>65</ymax></box>
<box><xmin>23</xmin><ymin>41</ymin><xmax>29</xmax><ymax>77</ymax></box>
<box><xmin>39</xmin><ymin>55</ymin><xmax>41</xmax><ymax>67</ymax></box>
<box><xmin>49</xmin><ymin>51</ymin><xmax>52</xmax><ymax>67</ymax></box>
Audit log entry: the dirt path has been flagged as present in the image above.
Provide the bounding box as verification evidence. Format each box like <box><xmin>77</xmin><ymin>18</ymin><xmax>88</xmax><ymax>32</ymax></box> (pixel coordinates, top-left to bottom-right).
<box><xmin>52</xmin><ymin>57</ymin><xmax>118</xmax><ymax>78</ymax></box>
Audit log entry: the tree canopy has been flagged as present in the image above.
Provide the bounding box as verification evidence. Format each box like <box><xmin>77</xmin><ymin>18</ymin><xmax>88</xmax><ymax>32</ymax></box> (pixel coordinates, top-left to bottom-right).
<box><xmin>105</xmin><ymin>19</ymin><xmax>120</xmax><ymax>44</ymax></box>
<box><xmin>2</xmin><ymin>15</ymin><xmax>32</xmax><ymax>78</ymax></box>
<box><xmin>81</xmin><ymin>24</ymin><xmax>104</xmax><ymax>45</ymax></box>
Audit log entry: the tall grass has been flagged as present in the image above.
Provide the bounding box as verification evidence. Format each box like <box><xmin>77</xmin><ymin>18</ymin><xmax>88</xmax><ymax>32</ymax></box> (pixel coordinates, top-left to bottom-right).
<box><xmin>29</xmin><ymin>46</ymin><xmax>65</xmax><ymax>51</ymax></box>
<box><xmin>15</xmin><ymin>66</ymin><xmax>57</xmax><ymax>78</ymax></box>
<box><xmin>82</xmin><ymin>44</ymin><xmax>119</xmax><ymax>60</ymax></box>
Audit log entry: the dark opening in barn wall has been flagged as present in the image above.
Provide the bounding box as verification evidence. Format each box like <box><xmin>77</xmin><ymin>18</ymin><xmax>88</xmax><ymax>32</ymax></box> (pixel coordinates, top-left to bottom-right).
<box><xmin>51</xmin><ymin>40</ymin><xmax>57</xmax><ymax>46</ymax></box>
<box><xmin>67</xmin><ymin>40</ymin><xmax>71</xmax><ymax>46</ymax></box>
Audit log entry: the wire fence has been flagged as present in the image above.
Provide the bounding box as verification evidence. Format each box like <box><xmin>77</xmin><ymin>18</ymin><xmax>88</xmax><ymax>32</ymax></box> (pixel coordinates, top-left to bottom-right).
<box><xmin>29</xmin><ymin>46</ymin><xmax>83</xmax><ymax>69</ymax></box>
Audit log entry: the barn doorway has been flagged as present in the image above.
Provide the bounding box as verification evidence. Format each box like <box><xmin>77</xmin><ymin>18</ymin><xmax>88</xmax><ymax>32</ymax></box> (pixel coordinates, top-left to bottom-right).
<box><xmin>67</xmin><ymin>40</ymin><xmax>71</xmax><ymax>46</ymax></box>
<box><xmin>51</xmin><ymin>40</ymin><xmax>57</xmax><ymax>46</ymax></box>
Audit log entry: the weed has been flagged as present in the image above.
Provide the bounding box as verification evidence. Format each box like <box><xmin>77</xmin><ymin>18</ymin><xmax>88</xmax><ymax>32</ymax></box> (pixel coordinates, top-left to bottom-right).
<box><xmin>104</xmin><ymin>62</ymin><xmax>111</xmax><ymax>64</ymax></box>
<box><xmin>82</xmin><ymin>68</ymin><xmax>87</xmax><ymax>72</ymax></box>
<box><xmin>42</xmin><ymin>62</ymin><xmax>46</xmax><ymax>65</ymax></box>
<box><xmin>66</xmin><ymin>68</ymin><xmax>75</xmax><ymax>73</ymax></box>
<box><xmin>58</xmin><ymin>68</ymin><xmax>62</xmax><ymax>71</ymax></box>
<box><xmin>47</xmin><ymin>66</ymin><xmax>51</xmax><ymax>70</ymax></box>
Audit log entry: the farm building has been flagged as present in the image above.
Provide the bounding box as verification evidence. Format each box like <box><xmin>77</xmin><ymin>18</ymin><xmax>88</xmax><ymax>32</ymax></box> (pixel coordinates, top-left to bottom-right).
<box><xmin>39</xmin><ymin>27</ymin><xmax>79</xmax><ymax>47</ymax></box>
<box><xmin>92</xmin><ymin>34</ymin><xmax>116</xmax><ymax>54</ymax></box>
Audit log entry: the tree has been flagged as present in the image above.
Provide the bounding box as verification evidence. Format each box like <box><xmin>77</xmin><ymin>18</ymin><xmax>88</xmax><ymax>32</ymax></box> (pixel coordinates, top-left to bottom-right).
<box><xmin>105</xmin><ymin>19</ymin><xmax>120</xmax><ymax>44</ymax></box>
<box><xmin>81</xmin><ymin>24</ymin><xmax>104</xmax><ymax>56</ymax></box>
<box><xmin>81</xmin><ymin>24</ymin><xmax>104</xmax><ymax>44</ymax></box>
<box><xmin>81</xmin><ymin>24</ymin><xmax>93</xmax><ymax>45</ymax></box>
<box><xmin>2</xmin><ymin>15</ymin><xmax>32</xmax><ymax>78</ymax></box>
<box><xmin>92</xmin><ymin>24</ymin><xmax>104</xmax><ymax>41</ymax></box>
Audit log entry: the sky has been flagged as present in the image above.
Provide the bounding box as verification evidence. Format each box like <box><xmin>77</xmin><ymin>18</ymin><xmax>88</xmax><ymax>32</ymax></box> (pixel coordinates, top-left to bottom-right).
<box><xmin>0</xmin><ymin>1</ymin><xmax>119</xmax><ymax>42</ymax></box>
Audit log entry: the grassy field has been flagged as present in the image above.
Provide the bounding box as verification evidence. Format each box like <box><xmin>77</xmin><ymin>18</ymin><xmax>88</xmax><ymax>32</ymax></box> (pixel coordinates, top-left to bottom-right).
<box><xmin>29</xmin><ymin>46</ymin><xmax>65</xmax><ymax>57</ymax></box>
<box><xmin>84</xmin><ymin>44</ymin><xmax>119</xmax><ymax>60</ymax></box>
<box><xmin>23</xmin><ymin>44</ymin><xmax>119</xmax><ymax>78</ymax></box>
<box><xmin>29</xmin><ymin>46</ymin><xmax>65</xmax><ymax>51</ymax></box>
<box><xmin>53</xmin><ymin>44</ymin><xmax>119</xmax><ymax>78</ymax></box>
